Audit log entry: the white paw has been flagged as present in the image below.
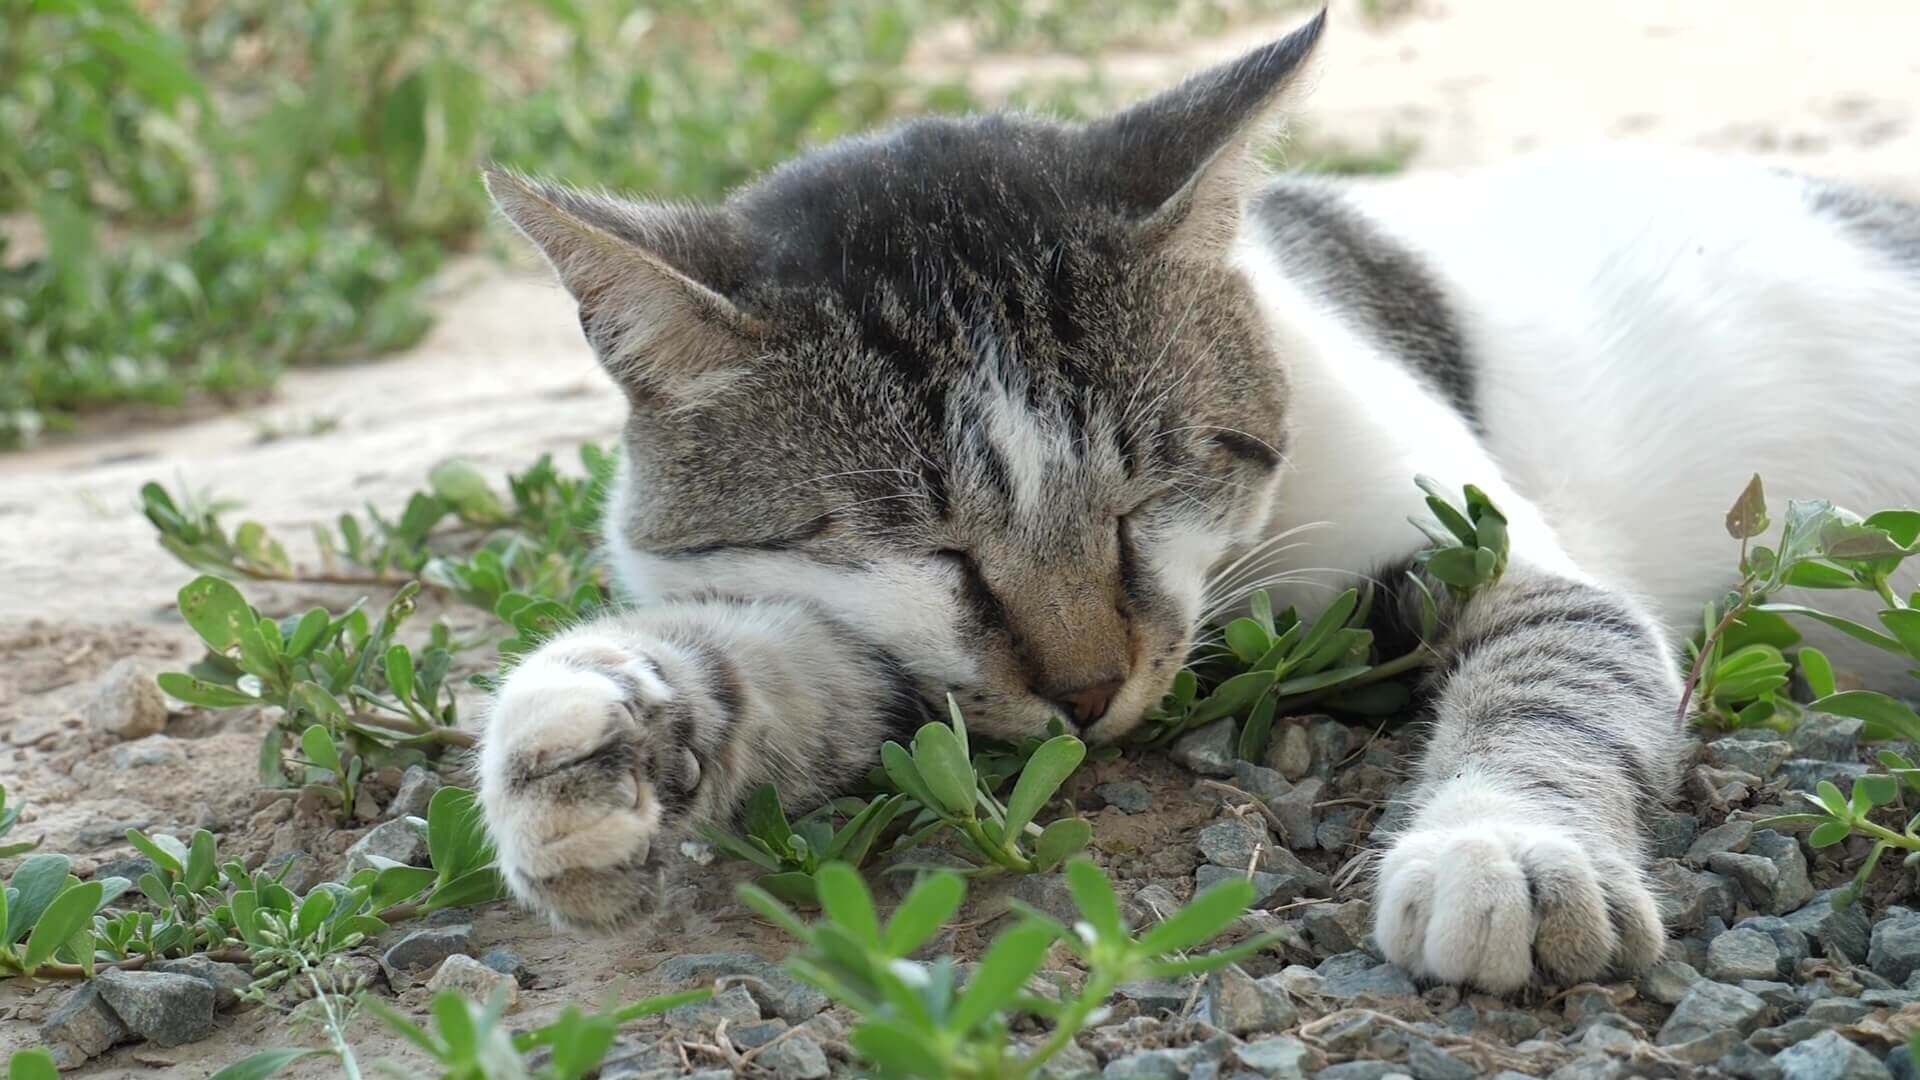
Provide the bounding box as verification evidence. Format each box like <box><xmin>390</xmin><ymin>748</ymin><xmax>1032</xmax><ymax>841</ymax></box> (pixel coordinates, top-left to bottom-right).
<box><xmin>477</xmin><ymin>638</ymin><xmax>698</xmax><ymax>929</ymax></box>
<box><xmin>1373</xmin><ymin>818</ymin><xmax>1662</xmax><ymax>993</ymax></box>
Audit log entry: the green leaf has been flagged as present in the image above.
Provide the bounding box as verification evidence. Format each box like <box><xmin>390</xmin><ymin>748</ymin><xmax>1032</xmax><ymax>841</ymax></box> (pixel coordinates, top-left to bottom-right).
<box><xmin>285</xmin><ymin>609</ymin><xmax>331</xmax><ymax>659</ymax></box>
<box><xmin>155</xmin><ymin>672</ymin><xmax>258</xmax><ymax>708</ymax></box>
<box><xmin>1759</xmin><ymin>605</ymin><xmax>1905</xmax><ymax>654</ymax></box>
<box><xmin>428</xmin><ymin>461</ymin><xmax>507</xmax><ymax>522</ymax></box>
<box><xmin>426</xmin><ymin>786</ymin><xmax>487</xmax><ymax>881</ymax></box>
<box><xmin>1034</xmin><ymin>818</ymin><xmax>1092</xmax><ymax>871</ymax></box>
<box><xmin>1251</xmin><ymin>591</ymin><xmax>1276</xmax><ymax>637</ymax></box>
<box><xmin>815</xmin><ymin>863</ymin><xmax>881</xmax><ymax>947</ymax></box>
<box><xmin>1184</xmin><ymin>670</ymin><xmax>1276</xmax><ymax>727</ymax></box>
<box><xmin>7</xmin><ymin>853</ymin><xmax>75</xmax><ymax>943</ymax></box>
<box><xmin>696</xmin><ymin>825</ymin><xmax>788</xmax><ymax>873</ymax></box>
<box><xmin>883</xmin><ymin>871</ymin><xmax>966</xmax><ymax>956</ymax></box>
<box><xmin>294</xmin><ymin>888</ymin><xmax>336</xmax><ymax>940</ymax></box>
<box><xmin>1882</xmin><ymin>610</ymin><xmax>1920</xmax><ymax>662</ymax></box>
<box><xmin>1424</xmin><ymin>495</ymin><xmax>1478</xmax><ymax>547</ymax></box>
<box><xmin>947</xmin><ymin>920</ymin><xmax>1056</xmax><ymax>1034</ymax></box>
<box><xmin>24</xmin><ymin>881</ymin><xmax>102</xmax><ymax>971</ymax></box>
<box><xmin>1725</xmin><ymin>474</ymin><xmax>1768</xmax><ymax>539</ymax></box>
<box><xmin>743</xmin><ymin>785</ymin><xmax>793</xmax><ymax>850</ymax></box>
<box><xmin>1809</xmin><ymin>821</ymin><xmax>1852</xmax><ymax>848</ymax></box>
<box><xmin>880</xmin><ymin>741</ymin><xmax>942</xmax><ymax>813</ymax></box>
<box><xmin>1425</xmin><ymin>547</ymin><xmax>1483</xmax><ymax>589</ymax></box>
<box><xmin>422</xmin><ymin>867</ymin><xmax>505</xmax><ymax>911</ymax></box>
<box><xmin>1273</xmin><ymin>664</ymin><xmax>1371</xmax><ymax>699</ymax></box>
<box><xmin>370</xmin><ymin>865</ymin><xmax>436</xmax><ymax>910</ymax></box>
<box><xmin>1224</xmin><ymin>619</ymin><xmax>1271</xmax><ymax>664</ymax></box>
<box><xmin>1816</xmin><ymin>780</ymin><xmax>1850</xmax><ymax>820</ymax></box>
<box><xmin>1799</xmin><ymin>647</ymin><xmax>1837</xmax><ymax>700</ymax></box>
<box><xmin>850</xmin><ymin>1020</ymin><xmax>949</xmax><ymax>1077</ymax></box>
<box><xmin>1002</xmin><ymin>736</ymin><xmax>1086</xmax><ymax>841</ymax></box>
<box><xmin>1293</xmin><ymin>589</ymin><xmax>1360</xmax><ymax>663</ymax></box>
<box><xmin>299</xmin><ymin>725</ymin><xmax>341</xmax><ymax>775</ymax></box>
<box><xmin>207</xmin><ymin>1048</ymin><xmax>332</xmax><ymax>1080</ymax></box>
<box><xmin>185</xmin><ymin>829</ymin><xmax>217</xmax><ymax>892</ymax></box>
<box><xmin>737</xmin><ymin>883</ymin><xmax>813</xmax><ymax>941</ymax></box>
<box><xmin>8</xmin><ymin>1049</ymin><xmax>60</xmax><ymax>1080</ymax></box>
<box><xmin>177</xmin><ymin>576</ymin><xmax>254</xmax><ymax>653</ymax></box>
<box><xmin>1813</xmin><ymin>691</ymin><xmax>1920</xmax><ymax>743</ymax></box>
<box><xmin>1236</xmin><ymin>694</ymin><xmax>1278</xmax><ymax>763</ymax></box>
<box><xmin>1857</xmin><ymin>773</ymin><xmax>1899</xmax><ymax>808</ymax></box>
<box><xmin>1136</xmin><ymin>877</ymin><xmax>1254</xmax><ymax>956</ymax></box>
<box><xmin>911</xmin><ymin>722</ymin><xmax>978</xmax><ymax>818</ymax></box>
<box><xmin>385</xmin><ymin>645</ymin><xmax>416</xmax><ymax>701</ymax></box>
<box><xmin>1064</xmin><ymin>858</ymin><xmax>1123</xmax><ymax>940</ymax></box>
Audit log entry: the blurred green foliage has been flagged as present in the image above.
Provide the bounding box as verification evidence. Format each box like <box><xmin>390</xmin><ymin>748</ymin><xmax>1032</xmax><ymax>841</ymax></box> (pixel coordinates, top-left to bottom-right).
<box><xmin>0</xmin><ymin>0</ymin><xmax>1329</xmax><ymax>447</ymax></box>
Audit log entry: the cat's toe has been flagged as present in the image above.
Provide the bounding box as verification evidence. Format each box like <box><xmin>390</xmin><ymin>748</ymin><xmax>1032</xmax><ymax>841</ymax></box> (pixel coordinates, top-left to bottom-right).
<box><xmin>1374</xmin><ymin>821</ymin><xmax>1660</xmax><ymax>994</ymax></box>
<box><xmin>478</xmin><ymin>644</ymin><xmax>681</xmax><ymax>930</ymax></box>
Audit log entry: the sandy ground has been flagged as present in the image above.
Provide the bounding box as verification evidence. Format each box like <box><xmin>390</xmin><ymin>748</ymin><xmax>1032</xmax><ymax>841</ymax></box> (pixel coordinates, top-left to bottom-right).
<box><xmin>3</xmin><ymin>1</ymin><xmax>1918</xmax><ymax>1075</ymax></box>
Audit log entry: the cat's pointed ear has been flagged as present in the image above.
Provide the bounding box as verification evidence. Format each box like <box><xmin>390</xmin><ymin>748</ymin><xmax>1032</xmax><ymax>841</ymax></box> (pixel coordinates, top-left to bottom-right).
<box><xmin>484</xmin><ymin>169</ymin><xmax>755</xmax><ymax>393</ymax></box>
<box><xmin>1089</xmin><ymin>8</ymin><xmax>1326</xmax><ymax>260</ymax></box>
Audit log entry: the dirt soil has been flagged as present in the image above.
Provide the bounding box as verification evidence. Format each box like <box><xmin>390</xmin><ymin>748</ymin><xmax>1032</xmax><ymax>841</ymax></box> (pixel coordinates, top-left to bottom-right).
<box><xmin>4</xmin><ymin>1</ymin><xmax>1919</xmax><ymax>1076</ymax></box>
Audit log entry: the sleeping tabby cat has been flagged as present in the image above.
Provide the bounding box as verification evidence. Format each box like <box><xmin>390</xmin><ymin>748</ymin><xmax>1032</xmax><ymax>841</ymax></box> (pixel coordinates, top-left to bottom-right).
<box><xmin>475</xmin><ymin>10</ymin><xmax>1920</xmax><ymax>992</ymax></box>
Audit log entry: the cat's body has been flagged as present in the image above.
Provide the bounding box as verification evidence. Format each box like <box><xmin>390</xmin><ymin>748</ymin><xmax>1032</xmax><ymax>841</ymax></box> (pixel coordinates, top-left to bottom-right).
<box><xmin>476</xmin><ymin>13</ymin><xmax>1920</xmax><ymax>994</ymax></box>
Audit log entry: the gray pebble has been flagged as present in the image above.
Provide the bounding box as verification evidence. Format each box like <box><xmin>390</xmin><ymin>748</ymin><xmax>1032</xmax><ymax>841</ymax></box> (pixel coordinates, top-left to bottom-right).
<box><xmin>1771</xmin><ymin>1030</ymin><xmax>1893</xmax><ymax>1079</ymax></box>
<box><xmin>1266</xmin><ymin>724</ymin><xmax>1314</xmax><ymax>781</ymax></box>
<box><xmin>1203</xmin><ymin>964</ymin><xmax>1298</xmax><ymax>1036</ymax></box>
<box><xmin>1802</xmin><ymin>997</ymin><xmax>1873</xmax><ymax>1024</ymax></box>
<box><xmin>87</xmin><ymin>657</ymin><xmax>168</xmax><ymax>739</ymax></box>
<box><xmin>1313</xmin><ymin>1065</ymin><xmax>1409</xmax><ymax>1080</ymax></box>
<box><xmin>1230</xmin><ymin>761</ymin><xmax>1293</xmax><ymax>801</ymax></box>
<box><xmin>1783</xmin><ymin>889</ymin><xmax>1872</xmax><ymax>962</ymax></box>
<box><xmin>1889</xmin><ymin>1045</ymin><xmax>1915</xmax><ymax>1080</ymax></box>
<box><xmin>1405</xmin><ymin>1039</ymin><xmax>1475</xmax><ymax>1080</ymax></box>
<box><xmin>479</xmin><ymin>947</ymin><xmax>529</xmax><ymax>986</ymax></box>
<box><xmin>1718</xmin><ymin>1042</ymin><xmax>1788</xmax><ymax>1080</ymax></box>
<box><xmin>1308</xmin><ymin>720</ymin><xmax>1351</xmax><ymax>776</ymax></box>
<box><xmin>1656</xmin><ymin>980</ymin><xmax>1769</xmax><ymax>1045</ymax></box>
<box><xmin>1269</xmin><ymin>779</ymin><xmax>1324</xmax><ymax>850</ymax></box>
<box><xmin>1705</xmin><ymin>736</ymin><xmax>1794</xmax><ymax>779</ymax></box>
<box><xmin>1651</xmin><ymin>809</ymin><xmax>1701</xmax><ymax>859</ymax></box>
<box><xmin>40</xmin><ymin>983</ymin><xmax>132</xmax><ymax>1069</ymax></box>
<box><xmin>1012</xmin><ymin>872</ymin><xmax>1081</xmax><ymax>925</ymax></box>
<box><xmin>666</xmin><ymin>983</ymin><xmax>761</xmax><ymax>1029</ymax></box>
<box><xmin>1740</xmin><ymin>980</ymin><xmax>1799</xmax><ymax>1010</ymax></box>
<box><xmin>387</xmin><ymin>765</ymin><xmax>443</xmax><ymax>819</ymax></box>
<box><xmin>1789</xmin><ymin>714</ymin><xmax>1863</xmax><ymax>760</ymax></box>
<box><xmin>1171</xmin><ymin>720</ymin><xmax>1238</xmax><ymax>777</ymax></box>
<box><xmin>1639</xmin><ymin>958</ymin><xmax>1703</xmax><ymax>1004</ymax></box>
<box><xmin>1198</xmin><ymin>816</ymin><xmax>1277</xmax><ymax>871</ymax></box>
<box><xmin>757</xmin><ymin>1033</ymin><xmax>830</xmax><ymax>1080</ymax></box>
<box><xmin>1778</xmin><ymin>759</ymin><xmax>1872</xmax><ymax>794</ymax></box>
<box><xmin>1711</xmin><ymin>928</ymin><xmax>1787</xmax><ymax>981</ymax></box>
<box><xmin>1651</xmin><ymin>859</ymin><xmax>1737</xmax><ymax>931</ymax></box>
<box><xmin>146</xmin><ymin>957</ymin><xmax>252</xmax><ymax>1011</ymax></box>
<box><xmin>342</xmin><ymin>815</ymin><xmax>429</xmax><ymax>876</ymax></box>
<box><xmin>93</xmin><ymin>969</ymin><xmax>216</xmax><ymax>1048</ymax></box>
<box><xmin>1194</xmin><ymin>863</ymin><xmax>1324</xmax><ymax>907</ymax></box>
<box><xmin>1686</xmin><ymin>819</ymin><xmax>1754</xmax><ymax>866</ymax></box>
<box><xmin>1709</xmin><ymin>829</ymin><xmax>1814</xmax><ymax>917</ymax></box>
<box><xmin>1235</xmin><ymin>1035</ymin><xmax>1313</xmax><ymax>1078</ymax></box>
<box><xmin>110</xmin><ymin>734</ymin><xmax>186</xmax><ymax>769</ymax></box>
<box><xmin>658</xmin><ymin>952</ymin><xmax>827</xmax><ymax>1022</ymax></box>
<box><xmin>1320</xmin><ymin>961</ymin><xmax>1416</xmax><ymax>999</ymax></box>
<box><xmin>381</xmin><ymin>924</ymin><xmax>473</xmax><ymax>972</ymax></box>
<box><xmin>1302</xmin><ymin>899</ymin><xmax>1372</xmax><ymax>958</ymax></box>
<box><xmin>1115</xmin><ymin>979</ymin><xmax>1192</xmax><ymax>1014</ymax></box>
<box><xmin>1097</xmin><ymin>780</ymin><xmax>1153</xmax><ymax>814</ymax></box>
<box><xmin>1870</xmin><ymin>907</ymin><xmax>1920</xmax><ymax>984</ymax></box>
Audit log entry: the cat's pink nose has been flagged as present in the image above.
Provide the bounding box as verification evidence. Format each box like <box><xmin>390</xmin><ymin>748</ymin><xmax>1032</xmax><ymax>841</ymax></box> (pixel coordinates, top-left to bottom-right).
<box><xmin>1055</xmin><ymin>679</ymin><xmax>1123</xmax><ymax>726</ymax></box>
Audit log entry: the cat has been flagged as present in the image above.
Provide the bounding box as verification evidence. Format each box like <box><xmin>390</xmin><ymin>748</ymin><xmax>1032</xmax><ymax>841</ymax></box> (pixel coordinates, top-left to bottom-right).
<box><xmin>474</xmin><ymin>8</ymin><xmax>1920</xmax><ymax>993</ymax></box>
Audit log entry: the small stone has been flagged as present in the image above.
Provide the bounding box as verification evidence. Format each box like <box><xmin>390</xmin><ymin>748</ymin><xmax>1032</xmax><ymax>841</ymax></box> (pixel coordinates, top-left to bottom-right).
<box><xmin>1711</xmin><ymin>929</ymin><xmax>1787</xmax><ymax>981</ymax></box>
<box><xmin>1741</xmin><ymin>980</ymin><xmax>1799</xmax><ymax>1011</ymax></box>
<box><xmin>260</xmin><ymin>851</ymin><xmax>318</xmax><ymax>894</ymax></box>
<box><xmin>87</xmin><ymin>658</ymin><xmax>168</xmax><ymax>739</ymax></box>
<box><xmin>658</xmin><ymin>952</ymin><xmax>826</xmax><ymax>1022</ymax></box>
<box><xmin>479</xmin><ymin>948</ymin><xmax>529</xmax><ymax>986</ymax></box>
<box><xmin>1771</xmin><ymin>1030</ymin><xmax>1893</xmax><ymax>1079</ymax></box>
<box><xmin>1651</xmin><ymin>810</ymin><xmax>1701</xmax><ymax>859</ymax></box>
<box><xmin>1890</xmin><ymin>1046</ymin><xmax>1916</xmax><ymax>1080</ymax></box>
<box><xmin>1315</xmin><ymin>809</ymin><xmax>1363</xmax><ymax>853</ymax></box>
<box><xmin>1236</xmin><ymin>1035</ymin><xmax>1314</xmax><ymax>1078</ymax></box>
<box><xmin>1686</xmin><ymin>820</ymin><xmax>1754</xmax><ymax>866</ymax></box>
<box><xmin>1405</xmin><ymin>1039</ymin><xmax>1475</xmax><ymax>1080</ymax></box>
<box><xmin>1198</xmin><ymin>815</ymin><xmax>1275</xmax><ymax>870</ymax></box>
<box><xmin>1267</xmin><ymin>724</ymin><xmax>1313</xmax><ymax>781</ymax></box>
<box><xmin>147</xmin><ymin>957</ymin><xmax>252</xmax><ymax>1011</ymax></box>
<box><xmin>381</xmin><ymin>924</ymin><xmax>473</xmax><ymax>972</ymax></box>
<box><xmin>1651</xmin><ymin>860</ymin><xmax>1737</xmax><ymax>931</ymax></box>
<box><xmin>388</xmin><ymin>765</ymin><xmax>442</xmax><ymax>819</ymax></box>
<box><xmin>1171</xmin><ymin>720</ymin><xmax>1238</xmax><ymax>777</ymax></box>
<box><xmin>666</xmin><ymin>983</ymin><xmax>761</xmax><ymax>1030</ymax></box>
<box><xmin>427</xmin><ymin>954</ymin><xmax>519</xmax><ymax>1010</ymax></box>
<box><xmin>1752</xmin><ymin>830</ymin><xmax>1816</xmax><ymax>913</ymax></box>
<box><xmin>1308</xmin><ymin>720</ymin><xmax>1351</xmax><ymax>776</ymax></box>
<box><xmin>757</xmin><ymin>1033</ymin><xmax>830</xmax><ymax>1079</ymax></box>
<box><xmin>1578</xmin><ymin>1023</ymin><xmax>1640</xmax><ymax>1054</ymax></box>
<box><xmin>1546</xmin><ymin>1056</ymin><xmax>1628</xmax><ymax>1080</ymax></box>
<box><xmin>1790</xmin><ymin>714</ymin><xmax>1862</xmax><ymax>760</ymax></box>
<box><xmin>1096</xmin><ymin>781</ymin><xmax>1153</xmax><ymax>814</ymax></box>
<box><xmin>1734</xmin><ymin>915</ymin><xmax>1813</xmax><ymax>970</ymax></box>
<box><xmin>1195</xmin><ymin>864</ymin><xmax>1320</xmax><ymax>906</ymax></box>
<box><xmin>41</xmin><ymin>983</ymin><xmax>133</xmax><ymax>1069</ymax></box>
<box><xmin>93</xmin><ymin>969</ymin><xmax>216</xmax><ymax>1048</ymax></box>
<box><xmin>1779</xmin><ymin>759</ymin><xmax>1872</xmax><ymax>794</ymax></box>
<box><xmin>1783</xmin><ymin>889</ymin><xmax>1872</xmax><ymax>962</ymax></box>
<box><xmin>1321</xmin><ymin>960</ymin><xmax>1416</xmax><ymax>999</ymax></box>
<box><xmin>1314</xmin><ymin>1063</ymin><xmax>1409</xmax><ymax>1080</ymax></box>
<box><xmin>1657</xmin><ymin>980</ymin><xmax>1769</xmax><ymax>1045</ymax></box>
<box><xmin>343</xmin><ymin>815</ymin><xmax>429</xmax><ymax>875</ymax></box>
<box><xmin>1803</xmin><ymin>997</ymin><xmax>1873</xmax><ymax>1024</ymax></box>
<box><xmin>1269</xmin><ymin>779</ymin><xmax>1324</xmax><ymax>850</ymax></box>
<box><xmin>111</xmin><ymin>734</ymin><xmax>186</xmax><ymax>769</ymax></box>
<box><xmin>1302</xmin><ymin>900</ymin><xmax>1372</xmax><ymax>957</ymax></box>
<box><xmin>1706</xmin><ymin>737</ymin><xmax>1793</xmax><ymax>779</ymax></box>
<box><xmin>1201</xmin><ymin>964</ymin><xmax>1298</xmax><ymax>1036</ymax></box>
<box><xmin>1478</xmin><ymin>1010</ymin><xmax>1544</xmax><ymax>1043</ymax></box>
<box><xmin>1011</xmin><ymin>872</ymin><xmax>1080</xmax><ymax>925</ymax></box>
<box><xmin>1115</xmin><ymin>979</ymin><xmax>1191</xmax><ymax>1014</ymax></box>
<box><xmin>1670</xmin><ymin>1030</ymin><xmax>1743</xmax><ymax>1065</ymax></box>
<box><xmin>1718</xmin><ymin>1042</ymin><xmax>1789</xmax><ymax>1080</ymax></box>
<box><xmin>1639</xmin><ymin>959</ymin><xmax>1703</xmax><ymax>1004</ymax></box>
<box><xmin>1870</xmin><ymin>907</ymin><xmax>1920</xmax><ymax>984</ymax></box>
<box><xmin>1230</xmin><ymin>761</ymin><xmax>1293</xmax><ymax>801</ymax></box>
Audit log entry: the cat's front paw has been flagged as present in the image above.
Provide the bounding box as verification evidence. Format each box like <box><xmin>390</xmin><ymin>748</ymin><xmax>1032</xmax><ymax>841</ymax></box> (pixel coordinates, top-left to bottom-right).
<box><xmin>1372</xmin><ymin>818</ymin><xmax>1663</xmax><ymax>993</ymax></box>
<box><xmin>477</xmin><ymin>637</ymin><xmax>701</xmax><ymax>930</ymax></box>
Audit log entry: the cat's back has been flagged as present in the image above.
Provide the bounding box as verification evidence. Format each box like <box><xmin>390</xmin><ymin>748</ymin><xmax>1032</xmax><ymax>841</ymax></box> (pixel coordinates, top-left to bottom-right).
<box><xmin>1244</xmin><ymin>145</ymin><xmax>1920</xmax><ymax>650</ymax></box>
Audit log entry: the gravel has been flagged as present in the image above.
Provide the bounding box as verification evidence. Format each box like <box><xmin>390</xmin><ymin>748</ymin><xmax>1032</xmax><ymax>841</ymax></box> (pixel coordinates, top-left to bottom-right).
<box><xmin>381</xmin><ymin>924</ymin><xmax>474</xmax><ymax>974</ymax></box>
<box><xmin>1169</xmin><ymin>720</ymin><xmax>1238</xmax><ymax>777</ymax></box>
<box><xmin>1771</xmin><ymin>1031</ymin><xmax>1894</xmax><ymax>1079</ymax></box>
<box><xmin>92</xmin><ymin>969</ymin><xmax>217</xmax><ymax>1047</ymax></box>
<box><xmin>427</xmin><ymin>954</ymin><xmax>520</xmax><ymax>1010</ymax></box>
<box><xmin>86</xmin><ymin>657</ymin><xmax>168</xmax><ymax>739</ymax></box>
<box><xmin>1201</xmin><ymin>964</ymin><xmax>1298</xmax><ymax>1036</ymax></box>
<box><xmin>658</xmin><ymin>951</ymin><xmax>828</xmax><ymax>1022</ymax></box>
<box><xmin>1096</xmin><ymin>780</ymin><xmax>1153</xmax><ymax>813</ymax></box>
<box><xmin>1872</xmin><ymin>907</ymin><xmax>1920</xmax><ymax>984</ymax></box>
<box><xmin>1655</xmin><ymin>980</ymin><xmax>1769</xmax><ymax>1045</ymax></box>
<box><xmin>1709</xmin><ymin>928</ymin><xmax>1788</xmax><ymax>981</ymax></box>
<box><xmin>40</xmin><ymin>983</ymin><xmax>133</xmax><ymax>1069</ymax></box>
<box><xmin>342</xmin><ymin>815</ymin><xmax>430</xmax><ymax>875</ymax></box>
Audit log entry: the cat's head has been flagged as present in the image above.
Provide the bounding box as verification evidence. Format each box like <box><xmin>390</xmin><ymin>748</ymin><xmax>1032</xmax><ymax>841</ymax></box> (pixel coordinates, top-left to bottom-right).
<box><xmin>489</xmin><ymin>12</ymin><xmax>1324</xmax><ymax>744</ymax></box>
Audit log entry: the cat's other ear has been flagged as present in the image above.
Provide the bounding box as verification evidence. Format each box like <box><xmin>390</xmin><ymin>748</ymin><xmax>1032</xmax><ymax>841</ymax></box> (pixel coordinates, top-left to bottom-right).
<box><xmin>484</xmin><ymin>169</ymin><xmax>756</xmax><ymax>394</ymax></box>
<box><xmin>1087</xmin><ymin>8</ymin><xmax>1326</xmax><ymax>260</ymax></box>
